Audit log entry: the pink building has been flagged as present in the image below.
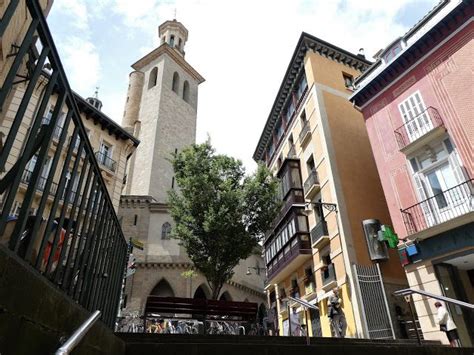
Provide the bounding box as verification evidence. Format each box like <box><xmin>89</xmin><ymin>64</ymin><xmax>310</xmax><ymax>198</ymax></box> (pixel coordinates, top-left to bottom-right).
<box><xmin>351</xmin><ymin>0</ymin><xmax>473</xmax><ymax>346</ymax></box>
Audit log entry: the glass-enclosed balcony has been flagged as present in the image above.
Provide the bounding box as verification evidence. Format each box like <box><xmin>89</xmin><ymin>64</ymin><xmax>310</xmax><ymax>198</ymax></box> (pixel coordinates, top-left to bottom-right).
<box><xmin>394</xmin><ymin>107</ymin><xmax>445</xmax><ymax>153</ymax></box>
<box><xmin>265</xmin><ymin>211</ymin><xmax>312</xmax><ymax>283</ymax></box>
<box><xmin>401</xmin><ymin>179</ymin><xmax>473</xmax><ymax>235</ymax></box>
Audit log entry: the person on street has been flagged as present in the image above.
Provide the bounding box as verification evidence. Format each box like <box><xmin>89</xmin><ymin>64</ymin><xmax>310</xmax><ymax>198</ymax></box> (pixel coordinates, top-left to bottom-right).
<box><xmin>435</xmin><ymin>301</ymin><xmax>459</xmax><ymax>347</ymax></box>
<box><xmin>327</xmin><ymin>287</ymin><xmax>346</xmax><ymax>338</ymax></box>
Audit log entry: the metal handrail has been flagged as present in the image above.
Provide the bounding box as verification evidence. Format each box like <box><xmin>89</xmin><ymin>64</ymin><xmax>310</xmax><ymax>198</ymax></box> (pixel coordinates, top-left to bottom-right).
<box><xmin>55</xmin><ymin>310</ymin><xmax>101</xmax><ymax>355</ymax></box>
<box><xmin>394</xmin><ymin>288</ymin><xmax>474</xmax><ymax>309</ymax></box>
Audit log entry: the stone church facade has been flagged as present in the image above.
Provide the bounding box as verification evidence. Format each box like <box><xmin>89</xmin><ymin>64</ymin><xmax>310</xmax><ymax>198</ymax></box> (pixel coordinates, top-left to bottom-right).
<box><xmin>118</xmin><ymin>19</ymin><xmax>266</xmax><ymax>315</ymax></box>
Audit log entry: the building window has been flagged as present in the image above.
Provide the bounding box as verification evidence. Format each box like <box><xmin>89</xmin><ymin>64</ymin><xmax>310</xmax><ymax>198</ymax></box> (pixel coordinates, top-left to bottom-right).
<box><xmin>98</xmin><ymin>141</ymin><xmax>114</xmax><ymax>170</ymax></box>
<box><xmin>172</xmin><ymin>72</ymin><xmax>180</xmax><ymax>93</ymax></box>
<box><xmin>399</xmin><ymin>91</ymin><xmax>430</xmax><ymax>143</ymax></box>
<box><xmin>161</xmin><ymin>36</ymin><xmax>166</xmax><ymax>44</ymax></box>
<box><xmin>133</xmin><ymin>214</ymin><xmax>138</xmax><ymax>226</ymax></box>
<box><xmin>148</xmin><ymin>67</ymin><xmax>158</xmax><ymax>89</ymax></box>
<box><xmin>383</xmin><ymin>42</ymin><xmax>402</xmax><ymax>63</ymax></box>
<box><xmin>183</xmin><ymin>80</ymin><xmax>190</xmax><ymax>102</ymax></box>
<box><xmin>178</xmin><ymin>38</ymin><xmax>182</xmax><ymax>49</ymax></box>
<box><xmin>162</xmin><ymin>222</ymin><xmax>172</xmax><ymax>239</ymax></box>
<box><xmin>342</xmin><ymin>73</ymin><xmax>353</xmax><ymax>89</ymax></box>
<box><xmin>170</xmin><ymin>35</ymin><xmax>175</xmax><ymax>47</ymax></box>
<box><xmin>171</xmin><ymin>177</ymin><xmax>175</xmax><ymax>189</ymax></box>
<box><xmin>409</xmin><ymin>139</ymin><xmax>467</xmax><ymax>211</ymax></box>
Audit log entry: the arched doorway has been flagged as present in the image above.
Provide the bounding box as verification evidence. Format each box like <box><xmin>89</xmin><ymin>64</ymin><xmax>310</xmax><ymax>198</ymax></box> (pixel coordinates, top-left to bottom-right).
<box><xmin>219</xmin><ymin>291</ymin><xmax>233</xmax><ymax>301</ymax></box>
<box><xmin>193</xmin><ymin>284</ymin><xmax>210</xmax><ymax>299</ymax></box>
<box><xmin>150</xmin><ymin>279</ymin><xmax>175</xmax><ymax>297</ymax></box>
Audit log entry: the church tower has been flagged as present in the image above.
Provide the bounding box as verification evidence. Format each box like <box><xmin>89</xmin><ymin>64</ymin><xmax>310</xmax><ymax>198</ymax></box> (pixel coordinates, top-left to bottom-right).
<box><xmin>122</xmin><ymin>19</ymin><xmax>205</xmax><ymax>202</ymax></box>
<box><xmin>118</xmin><ymin>19</ymin><xmax>265</xmax><ymax>313</ymax></box>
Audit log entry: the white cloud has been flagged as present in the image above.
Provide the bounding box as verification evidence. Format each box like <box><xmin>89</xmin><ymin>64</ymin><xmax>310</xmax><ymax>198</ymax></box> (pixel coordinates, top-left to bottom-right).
<box><xmin>60</xmin><ymin>36</ymin><xmax>101</xmax><ymax>94</ymax></box>
<box><xmin>49</xmin><ymin>0</ymin><xmax>438</xmax><ymax>172</ymax></box>
<box><xmin>53</xmin><ymin>0</ymin><xmax>89</xmax><ymax>31</ymax></box>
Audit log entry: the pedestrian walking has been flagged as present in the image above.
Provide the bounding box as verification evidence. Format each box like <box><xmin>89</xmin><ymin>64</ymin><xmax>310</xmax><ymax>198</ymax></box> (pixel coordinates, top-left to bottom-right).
<box><xmin>327</xmin><ymin>287</ymin><xmax>347</xmax><ymax>338</ymax></box>
<box><xmin>435</xmin><ymin>301</ymin><xmax>459</xmax><ymax>347</ymax></box>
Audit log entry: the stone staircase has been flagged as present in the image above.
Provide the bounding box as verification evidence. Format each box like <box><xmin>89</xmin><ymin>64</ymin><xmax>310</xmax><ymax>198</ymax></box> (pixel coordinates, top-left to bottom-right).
<box><xmin>117</xmin><ymin>333</ymin><xmax>472</xmax><ymax>355</ymax></box>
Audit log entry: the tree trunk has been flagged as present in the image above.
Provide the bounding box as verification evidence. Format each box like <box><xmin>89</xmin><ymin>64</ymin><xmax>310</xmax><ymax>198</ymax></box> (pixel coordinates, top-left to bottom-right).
<box><xmin>210</xmin><ymin>280</ymin><xmax>223</xmax><ymax>300</ymax></box>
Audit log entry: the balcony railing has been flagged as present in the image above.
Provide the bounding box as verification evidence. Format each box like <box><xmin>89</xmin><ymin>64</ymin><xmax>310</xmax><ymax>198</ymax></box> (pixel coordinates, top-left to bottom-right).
<box><xmin>310</xmin><ymin>220</ymin><xmax>329</xmax><ymax>246</ymax></box>
<box><xmin>322</xmin><ymin>263</ymin><xmax>337</xmax><ymax>287</ymax></box>
<box><xmin>21</xmin><ymin>170</ymin><xmax>58</xmax><ymax>196</ymax></box>
<box><xmin>0</xmin><ymin>0</ymin><xmax>127</xmax><ymax>329</ymax></box>
<box><xmin>304</xmin><ymin>169</ymin><xmax>320</xmax><ymax>199</ymax></box>
<box><xmin>299</xmin><ymin>120</ymin><xmax>311</xmax><ymax>146</ymax></box>
<box><xmin>394</xmin><ymin>107</ymin><xmax>444</xmax><ymax>150</ymax></box>
<box><xmin>401</xmin><ymin>179</ymin><xmax>473</xmax><ymax>235</ymax></box>
<box><xmin>95</xmin><ymin>151</ymin><xmax>116</xmax><ymax>172</ymax></box>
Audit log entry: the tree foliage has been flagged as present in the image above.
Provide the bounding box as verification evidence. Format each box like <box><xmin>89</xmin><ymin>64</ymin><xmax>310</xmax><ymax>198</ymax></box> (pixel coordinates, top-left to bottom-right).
<box><xmin>168</xmin><ymin>142</ymin><xmax>280</xmax><ymax>299</ymax></box>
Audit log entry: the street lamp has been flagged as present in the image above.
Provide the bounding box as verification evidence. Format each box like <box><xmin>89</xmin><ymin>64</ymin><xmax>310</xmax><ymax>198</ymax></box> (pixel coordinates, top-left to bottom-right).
<box><xmin>304</xmin><ymin>201</ymin><xmax>337</xmax><ymax>215</ymax></box>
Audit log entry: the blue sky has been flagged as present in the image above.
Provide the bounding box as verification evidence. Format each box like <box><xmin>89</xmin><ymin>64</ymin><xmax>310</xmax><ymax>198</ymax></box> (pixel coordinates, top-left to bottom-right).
<box><xmin>48</xmin><ymin>0</ymin><xmax>438</xmax><ymax>172</ymax></box>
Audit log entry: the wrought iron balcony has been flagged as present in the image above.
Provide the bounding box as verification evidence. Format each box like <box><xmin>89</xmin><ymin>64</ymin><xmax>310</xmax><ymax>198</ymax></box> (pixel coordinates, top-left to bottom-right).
<box><xmin>299</xmin><ymin>120</ymin><xmax>311</xmax><ymax>146</ymax></box>
<box><xmin>304</xmin><ymin>169</ymin><xmax>320</xmax><ymax>200</ymax></box>
<box><xmin>322</xmin><ymin>263</ymin><xmax>337</xmax><ymax>289</ymax></box>
<box><xmin>310</xmin><ymin>220</ymin><xmax>329</xmax><ymax>248</ymax></box>
<box><xmin>95</xmin><ymin>151</ymin><xmax>116</xmax><ymax>172</ymax></box>
<box><xmin>401</xmin><ymin>179</ymin><xmax>473</xmax><ymax>235</ymax></box>
<box><xmin>394</xmin><ymin>107</ymin><xmax>445</xmax><ymax>152</ymax></box>
<box><xmin>21</xmin><ymin>170</ymin><xmax>58</xmax><ymax>196</ymax></box>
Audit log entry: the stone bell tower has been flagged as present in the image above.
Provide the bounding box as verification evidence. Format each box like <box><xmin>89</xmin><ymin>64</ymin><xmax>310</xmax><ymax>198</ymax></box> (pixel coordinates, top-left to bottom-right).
<box><xmin>122</xmin><ymin>19</ymin><xmax>205</xmax><ymax>203</ymax></box>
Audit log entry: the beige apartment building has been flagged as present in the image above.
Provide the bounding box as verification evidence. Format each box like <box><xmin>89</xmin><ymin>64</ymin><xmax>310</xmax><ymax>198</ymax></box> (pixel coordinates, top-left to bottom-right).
<box><xmin>254</xmin><ymin>33</ymin><xmax>409</xmax><ymax>339</ymax></box>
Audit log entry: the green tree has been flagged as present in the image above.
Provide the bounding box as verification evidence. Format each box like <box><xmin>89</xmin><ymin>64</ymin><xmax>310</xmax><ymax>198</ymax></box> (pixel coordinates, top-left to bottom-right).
<box><xmin>169</xmin><ymin>142</ymin><xmax>280</xmax><ymax>299</ymax></box>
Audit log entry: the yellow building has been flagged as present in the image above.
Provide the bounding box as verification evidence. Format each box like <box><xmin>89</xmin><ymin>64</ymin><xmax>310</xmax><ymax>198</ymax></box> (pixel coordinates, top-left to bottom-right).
<box><xmin>254</xmin><ymin>33</ymin><xmax>408</xmax><ymax>339</ymax></box>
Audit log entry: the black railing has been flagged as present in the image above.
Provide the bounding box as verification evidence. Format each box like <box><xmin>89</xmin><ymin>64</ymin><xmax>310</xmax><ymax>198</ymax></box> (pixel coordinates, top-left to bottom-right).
<box><xmin>322</xmin><ymin>263</ymin><xmax>336</xmax><ymax>286</ymax></box>
<box><xmin>401</xmin><ymin>179</ymin><xmax>473</xmax><ymax>235</ymax></box>
<box><xmin>310</xmin><ymin>220</ymin><xmax>328</xmax><ymax>245</ymax></box>
<box><xmin>394</xmin><ymin>107</ymin><xmax>444</xmax><ymax>150</ymax></box>
<box><xmin>298</xmin><ymin>120</ymin><xmax>311</xmax><ymax>144</ymax></box>
<box><xmin>0</xmin><ymin>0</ymin><xmax>127</xmax><ymax>328</ymax></box>
<box><xmin>95</xmin><ymin>151</ymin><xmax>116</xmax><ymax>172</ymax></box>
<box><xmin>303</xmin><ymin>169</ymin><xmax>319</xmax><ymax>193</ymax></box>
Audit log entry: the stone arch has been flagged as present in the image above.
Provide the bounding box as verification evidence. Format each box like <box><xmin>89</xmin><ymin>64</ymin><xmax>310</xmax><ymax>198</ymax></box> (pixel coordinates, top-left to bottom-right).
<box><xmin>182</xmin><ymin>80</ymin><xmax>190</xmax><ymax>102</ymax></box>
<box><xmin>172</xmin><ymin>72</ymin><xmax>180</xmax><ymax>93</ymax></box>
<box><xmin>150</xmin><ymin>278</ymin><xmax>175</xmax><ymax>297</ymax></box>
<box><xmin>193</xmin><ymin>284</ymin><xmax>210</xmax><ymax>299</ymax></box>
<box><xmin>148</xmin><ymin>67</ymin><xmax>158</xmax><ymax>89</ymax></box>
<box><xmin>219</xmin><ymin>291</ymin><xmax>233</xmax><ymax>301</ymax></box>
<box><xmin>161</xmin><ymin>222</ymin><xmax>171</xmax><ymax>239</ymax></box>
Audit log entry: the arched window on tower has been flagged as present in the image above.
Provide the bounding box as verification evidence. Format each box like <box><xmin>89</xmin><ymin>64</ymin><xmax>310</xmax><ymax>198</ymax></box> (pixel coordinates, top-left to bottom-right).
<box><xmin>161</xmin><ymin>222</ymin><xmax>172</xmax><ymax>239</ymax></box>
<box><xmin>172</xmin><ymin>72</ymin><xmax>180</xmax><ymax>93</ymax></box>
<box><xmin>148</xmin><ymin>67</ymin><xmax>158</xmax><ymax>89</ymax></box>
<box><xmin>178</xmin><ymin>38</ymin><xmax>182</xmax><ymax>49</ymax></box>
<box><xmin>170</xmin><ymin>35</ymin><xmax>175</xmax><ymax>47</ymax></box>
<box><xmin>183</xmin><ymin>80</ymin><xmax>190</xmax><ymax>102</ymax></box>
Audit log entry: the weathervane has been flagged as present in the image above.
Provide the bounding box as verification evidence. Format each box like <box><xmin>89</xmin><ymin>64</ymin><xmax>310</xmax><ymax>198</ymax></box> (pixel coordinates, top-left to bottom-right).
<box><xmin>94</xmin><ymin>86</ymin><xmax>99</xmax><ymax>99</ymax></box>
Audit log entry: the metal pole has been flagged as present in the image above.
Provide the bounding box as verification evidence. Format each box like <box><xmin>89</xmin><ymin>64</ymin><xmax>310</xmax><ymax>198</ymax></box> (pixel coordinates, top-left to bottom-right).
<box><xmin>287</xmin><ymin>302</ymin><xmax>291</xmax><ymax>336</ymax></box>
<box><xmin>406</xmin><ymin>295</ymin><xmax>421</xmax><ymax>345</ymax></box>
<box><xmin>304</xmin><ymin>307</ymin><xmax>310</xmax><ymax>345</ymax></box>
<box><xmin>55</xmin><ymin>310</ymin><xmax>101</xmax><ymax>355</ymax></box>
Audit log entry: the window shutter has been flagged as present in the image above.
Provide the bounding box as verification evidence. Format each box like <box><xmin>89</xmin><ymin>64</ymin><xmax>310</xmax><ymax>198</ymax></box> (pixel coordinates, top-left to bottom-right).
<box><xmin>413</xmin><ymin>173</ymin><xmax>427</xmax><ymax>201</ymax></box>
<box><xmin>448</xmin><ymin>151</ymin><xmax>466</xmax><ymax>185</ymax></box>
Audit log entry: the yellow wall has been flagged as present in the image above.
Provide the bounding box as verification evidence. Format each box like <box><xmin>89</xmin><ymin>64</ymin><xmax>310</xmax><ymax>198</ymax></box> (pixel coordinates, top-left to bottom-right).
<box><xmin>305</xmin><ymin>51</ymin><xmax>406</xmax><ymax>282</ymax></box>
